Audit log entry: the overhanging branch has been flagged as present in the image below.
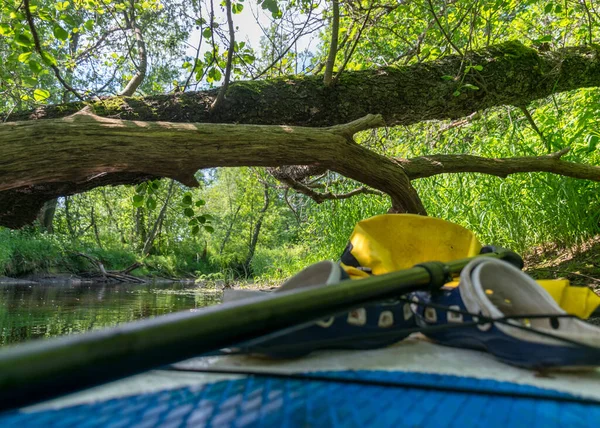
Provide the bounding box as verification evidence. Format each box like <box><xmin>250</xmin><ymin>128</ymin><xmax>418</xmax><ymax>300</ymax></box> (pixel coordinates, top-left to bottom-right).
<box><xmin>397</xmin><ymin>148</ymin><xmax>600</xmax><ymax>181</ymax></box>
<box><xmin>274</xmin><ymin>174</ymin><xmax>383</xmax><ymax>204</ymax></box>
<box><xmin>0</xmin><ymin>111</ymin><xmax>424</xmax><ymax>227</ymax></box>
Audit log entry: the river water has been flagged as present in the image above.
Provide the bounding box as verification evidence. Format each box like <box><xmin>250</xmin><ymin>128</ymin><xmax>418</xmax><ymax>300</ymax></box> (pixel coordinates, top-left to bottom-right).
<box><xmin>0</xmin><ymin>282</ymin><xmax>223</xmax><ymax>346</ymax></box>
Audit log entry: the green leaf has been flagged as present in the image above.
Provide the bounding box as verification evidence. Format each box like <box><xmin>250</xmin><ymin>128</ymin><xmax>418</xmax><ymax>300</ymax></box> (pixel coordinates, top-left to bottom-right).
<box><xmin>0</xmin><ymin>24</ymin><xmax>12</xmax><ymax>36</ymax></box>
<box><xmin>441</xmin><ymin>75</ymin><xmax>454</xmax><ymax>81</ymax></box>
<box><xmin>84</xmin><ymin>19</ymin><xmax>94</xmax><ymax>31</ymax></box>
<box><xmin>184</xmin><ymin>208</ymin><xmax>195</xmax><ymax>217</ymax></box>
<box><xmin>28</xmin><ymin>60</ymin><xmax>42</xmax><ymax>73</ymax></box>
<box><xmin>453</xmin><ymin>90</ymin><xmax>461</xmax><ymax>97</ymax></box>
<box><xmin>195</xmin><ymin>199</ymin><xmax>206</xmax><ymax>207</ymax></box>
<box><xmin>132</xmin><ymin>194</ymin><xmax>144</xmax><ymax>207</ymax></box>
<box><xmin>472</xmin><ymin>65</ymin><xmax>483</xmax><ymax>71</ymax></box>
<box><xmin>182</xmin><ymin>194</ymin><xmax>193</xmax><ymax>205</ymax></box>
<box><xmin>188</xmin><ymin>218</ymin><xmax>198</xmax><ymax>226</ymax></box>
<box><xmin>41</xmin><ymin>52</ymin><xmax>58</xmax><ymax>66</ymax></box>
<box><xmin>204</xmin><ymin>225</ymin><xmax>214</xmax><ymax>233</ymax></box>
<box><xmin>22</xmin><ymin>76</ymin><xmax>37</xmax><ymax>87</ymax></box>
<box><xmin>38</xmin><ymin>9</ymin><xmax>53</xmax><ymax>21</ymax></box>
<box><xmin>61</xmin><ymin>14</ymin><xmax>78</xmax><ymax>28</ymax></box>
<box><xmin>53</xmin><ymin>25</ymin><xmax>69</xmax><ymax>40</ymax></box>
<box><xmin>260</xmin><ymin>0</ymin><xmax>281</xmax><ymax>18</ymax></box>
<box><xmin>33</xmin><ymin>88</ymin><xmax>50</xmax><ymax>102</ymax></box>
<box><xmin>207</xmin><ymin>67</ymin><xmax>222</xmax><ymax>82</ymax></box>
<box><xmin>135</xmin><ymin>183</ymin><xmax>147</xmax><ymax>194</ymax></box>
<box><xmin>191</xmin><ymin>225</ymin><xmax>200</xmax><ymax>235</ymax></box>
<box><xmin>146</xmin><ymin>197</ymin><xmax>157</xmax><ymax>210</ymax></box>
<box><xmin>15</xmin><ymin>34</ymin><xmax>33</xmax><ymax>48</ymax></box>
<box><xmin>202</xmin><ymin>28</ymin><xmax>212</xmax><ymax>39</ymax></box>
<box><xmin>55</xmin><ymin>1</ymin><xmax>70</xmax><ymax>11</ymax></box>
<box><xmin>544</xmin><ymin>2</ymin><xmax>553</xmax><ymax>13</ymax></box>
<box><xmin>197</xmin><ymin>215</ymin><xmax>206</xmax><ymax>224</ymax></box>
<box><xmin>462</xmin><ymin>83</ymin><xmax>479</xmax><ymax>91</ymax></box>
<box><xmin>232</xmin><ymin>3</ymin><xmax>243</xmax><ymax>13</ymax></box>
<box><xmin>585</xmin><ymin>134</ymin><xmax>599</xmax><ymax>152</ymax></box>
<box><xmin>18</xmin><ymin>52</ymin><xmax>32</xmax><ymax>63</ymax></box>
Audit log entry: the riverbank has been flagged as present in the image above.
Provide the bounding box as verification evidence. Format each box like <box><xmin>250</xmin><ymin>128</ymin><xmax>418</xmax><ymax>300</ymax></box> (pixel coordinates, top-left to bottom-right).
<box><xmin>2</xmin><ymin>230</ymin><xmax>600</xmax><ymax>293</ymax></box>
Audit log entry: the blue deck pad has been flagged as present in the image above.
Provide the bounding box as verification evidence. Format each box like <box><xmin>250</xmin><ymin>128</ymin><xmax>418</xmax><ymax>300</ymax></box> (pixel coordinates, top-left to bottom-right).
<box><xmin>1</xmin><ymin>371</ymin><xmax>597</xmax><ymax>427</ymax></box>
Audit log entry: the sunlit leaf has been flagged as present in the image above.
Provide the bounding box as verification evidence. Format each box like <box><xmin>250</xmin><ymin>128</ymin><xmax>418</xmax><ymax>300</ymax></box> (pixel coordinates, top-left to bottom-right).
<box><xmin>18</xmin><ymin>52</ymin><xmax>32</xmax><ymax>63</ymax></box>
<box><xmin>33</xmin><ymin>88</ymin><xmax>50</xmax><ymax>102</ymax></box>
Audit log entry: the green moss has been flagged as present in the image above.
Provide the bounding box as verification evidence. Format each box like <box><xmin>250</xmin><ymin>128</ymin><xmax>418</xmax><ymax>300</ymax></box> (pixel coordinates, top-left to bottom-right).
<box><xmin>90</xmin><ymin>96</ymin><xmax>129</xmax><ymax>117</ymax></box>
<box><xmin>494</xmin><ymin>40</ymin><xmax>538</xmax><ymax>58</ymax></box>
<box><xmin>227</xmin><ymin>80</ymin><xmax>265</xmax><ymax>97</ymax></box>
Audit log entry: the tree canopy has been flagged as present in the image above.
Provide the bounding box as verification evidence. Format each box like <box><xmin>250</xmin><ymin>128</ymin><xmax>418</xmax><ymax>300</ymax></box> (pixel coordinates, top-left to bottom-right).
<box><xmin>1</xmin><ymin>0</ymin><xmax>600</xmax><ymax>278</ymax></box>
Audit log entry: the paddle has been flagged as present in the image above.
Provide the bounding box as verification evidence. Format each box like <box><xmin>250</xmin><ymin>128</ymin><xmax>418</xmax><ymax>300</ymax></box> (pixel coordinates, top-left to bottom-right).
<box><xmin>0</xmin><ymin>251</ymin><xmax>520</xmax><ymax>411</ymax></box>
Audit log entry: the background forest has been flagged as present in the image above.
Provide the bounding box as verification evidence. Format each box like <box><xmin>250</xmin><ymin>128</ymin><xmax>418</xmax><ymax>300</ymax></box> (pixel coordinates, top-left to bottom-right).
<box><xmin>1</xmin><ymin>0</ymin><xmax>599</xmax><ymax>282</ymax></box>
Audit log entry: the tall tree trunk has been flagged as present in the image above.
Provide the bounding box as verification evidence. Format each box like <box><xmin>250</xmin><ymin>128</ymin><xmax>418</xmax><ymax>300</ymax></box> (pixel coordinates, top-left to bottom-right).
<box><xmin>100</xmin><ymin>189</ymin><xmax>126</xmax><ymax>243</ymax></box>
<box><xmin>142</xmin><ymin>180</ymin><xmax>175</xmax><ymax>255</ymax></box>
<box><xmin>90</xmin><ymin>206</ymin><xmax>103</xmax><ymax>249</ymax></box>
<box><xmin>136</xmin><ymin>207</ymin><xmax>147</xmax><ymax>248</ymax></box>
<box><xmin>219</xmin><ymin>203</ymin><xmax>242</xmax><ymax>255</ymax></box>
<box><xmin>64</xmin><ymin>196</ymin><xmax>76</xmax><ymax>238</ymax></box>
<box><xmin>36</xmin><ymin>199</ymin><xmax>57</xmax><ymax>233</ymax></box>
<box><xmin>243</xmin><ymin>184</ymin><xmax>270</xmax><ymax>275</ymax></box>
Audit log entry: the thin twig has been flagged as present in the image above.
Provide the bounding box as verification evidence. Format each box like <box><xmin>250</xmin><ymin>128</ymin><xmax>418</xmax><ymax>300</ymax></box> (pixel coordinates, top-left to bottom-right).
<box><xmin>254</xmin><ymin>3</ymin><xmax>315</xmax><ymax>79</ymax></box>
<box><xmin>183</xmin><ymin>19</ymin><xmax>204</xmax><ymax>91</ymax></box>
<box><xmin>519</xmin><ymin>106</ymin><xmax>548</xmax><ymax>151</ymax></box>
<box><xmin>533</xmin><ymin>268</ymin><xmax>600</xmax><ymax>284</ymax></box>
<box><xmin>426</xmin><ymin>0</ymin><xmax>463</xmax><ymax>56</ymax></box>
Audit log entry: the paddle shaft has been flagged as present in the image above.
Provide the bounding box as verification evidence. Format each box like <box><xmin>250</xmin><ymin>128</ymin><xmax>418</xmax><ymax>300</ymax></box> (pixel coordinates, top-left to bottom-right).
<box><xmin>0</xmin><ymin>253</ymin><xmax>513</xmax><ymax>411</ymax></box>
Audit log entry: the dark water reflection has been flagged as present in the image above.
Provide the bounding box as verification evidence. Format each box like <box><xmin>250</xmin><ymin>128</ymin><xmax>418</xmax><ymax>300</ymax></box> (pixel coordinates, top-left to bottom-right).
<box><xmin>0</xmin><ymin>282</ymin><xmax>222</xmax><ymax>346</ymax></box>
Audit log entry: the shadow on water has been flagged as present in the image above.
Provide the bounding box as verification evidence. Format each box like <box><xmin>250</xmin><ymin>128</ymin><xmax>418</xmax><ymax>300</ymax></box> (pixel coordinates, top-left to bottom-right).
<box><xmin>0</xmin><ymin>282</ymin><xmax>223</xmax><ymax>346</ymax></box>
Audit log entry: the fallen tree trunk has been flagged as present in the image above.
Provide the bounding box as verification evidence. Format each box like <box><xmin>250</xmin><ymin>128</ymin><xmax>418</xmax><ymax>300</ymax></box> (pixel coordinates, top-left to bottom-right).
<box><xmin>6</xmin><ymin>42</ymin><xmax>600</xmax><ymax>128</ymax></box>
<box><xmin>0</xmin><ymin>111</ymin><xmax>424</xmax><ymax>227</ymax></box>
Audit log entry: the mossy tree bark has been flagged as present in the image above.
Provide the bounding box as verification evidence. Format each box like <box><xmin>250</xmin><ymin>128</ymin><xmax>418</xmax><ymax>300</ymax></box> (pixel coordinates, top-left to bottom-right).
<box><xmin>0</xmin><ymin>111</ymin><xmax>424</xmax><ymax>227</ymax></box>
<box><xmin>8</xmin><ymin>42</ymin><xmax>600</xmax><ymax>127</ymax></box>
<box><xmin>2</xmin><ymin>41</ymin><xmax>600</xmax><ymax>227</ymax></box>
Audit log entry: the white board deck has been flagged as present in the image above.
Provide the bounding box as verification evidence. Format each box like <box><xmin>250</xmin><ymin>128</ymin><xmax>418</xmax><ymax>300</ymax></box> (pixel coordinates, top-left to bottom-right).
<box><xmin>30</xmin><ymin>335</ymin><xmax>600</xmax><ymax>412</ymax></box>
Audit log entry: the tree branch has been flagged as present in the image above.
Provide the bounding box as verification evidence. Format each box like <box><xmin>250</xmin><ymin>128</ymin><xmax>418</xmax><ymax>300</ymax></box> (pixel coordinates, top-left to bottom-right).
<box><xmin>0</xmin><ymin>112</ymin><xmax>425</xmax><ymax>227</ymax></box>
<box><xmin>211</xmin><ymin>0</ymin><xmax>235</xmax><ymax>110</ymax></box>
<box><xmin>119</xmin><ymin>3</ymin><xmax>147</xmax><ymax>96</ymax></box>
<box><xmin>519</xmin><ymin>106</ymin><xmax>548</xmax><ymax>150</ymax></box>
<box><xmin>331</xmin><ymin>5</ymin><xmax>371</xmax><ymax>85</ymax></box>
<box><xmin>23</xmin><ymin>0</ymin><xmax>84</xmax><ymax>101</ymax></box>
<box><xmin>275</xmin><ymin>175</ymin><xmax>383</xmax><ymax>203</ymax></box>
<box><xmin>396</xmin><ymin>147</ymin><xmax>600</xmax><ymax>181</ymax></box>
<box><xmin>426</xmin><ymin>0</ymin><xmax>463</xmax><ymax>56</ymax></box>
<box><xmin>323</xmin><ymin>0</ymin><xmax>339</xmax><ymax>86</ymax></box>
